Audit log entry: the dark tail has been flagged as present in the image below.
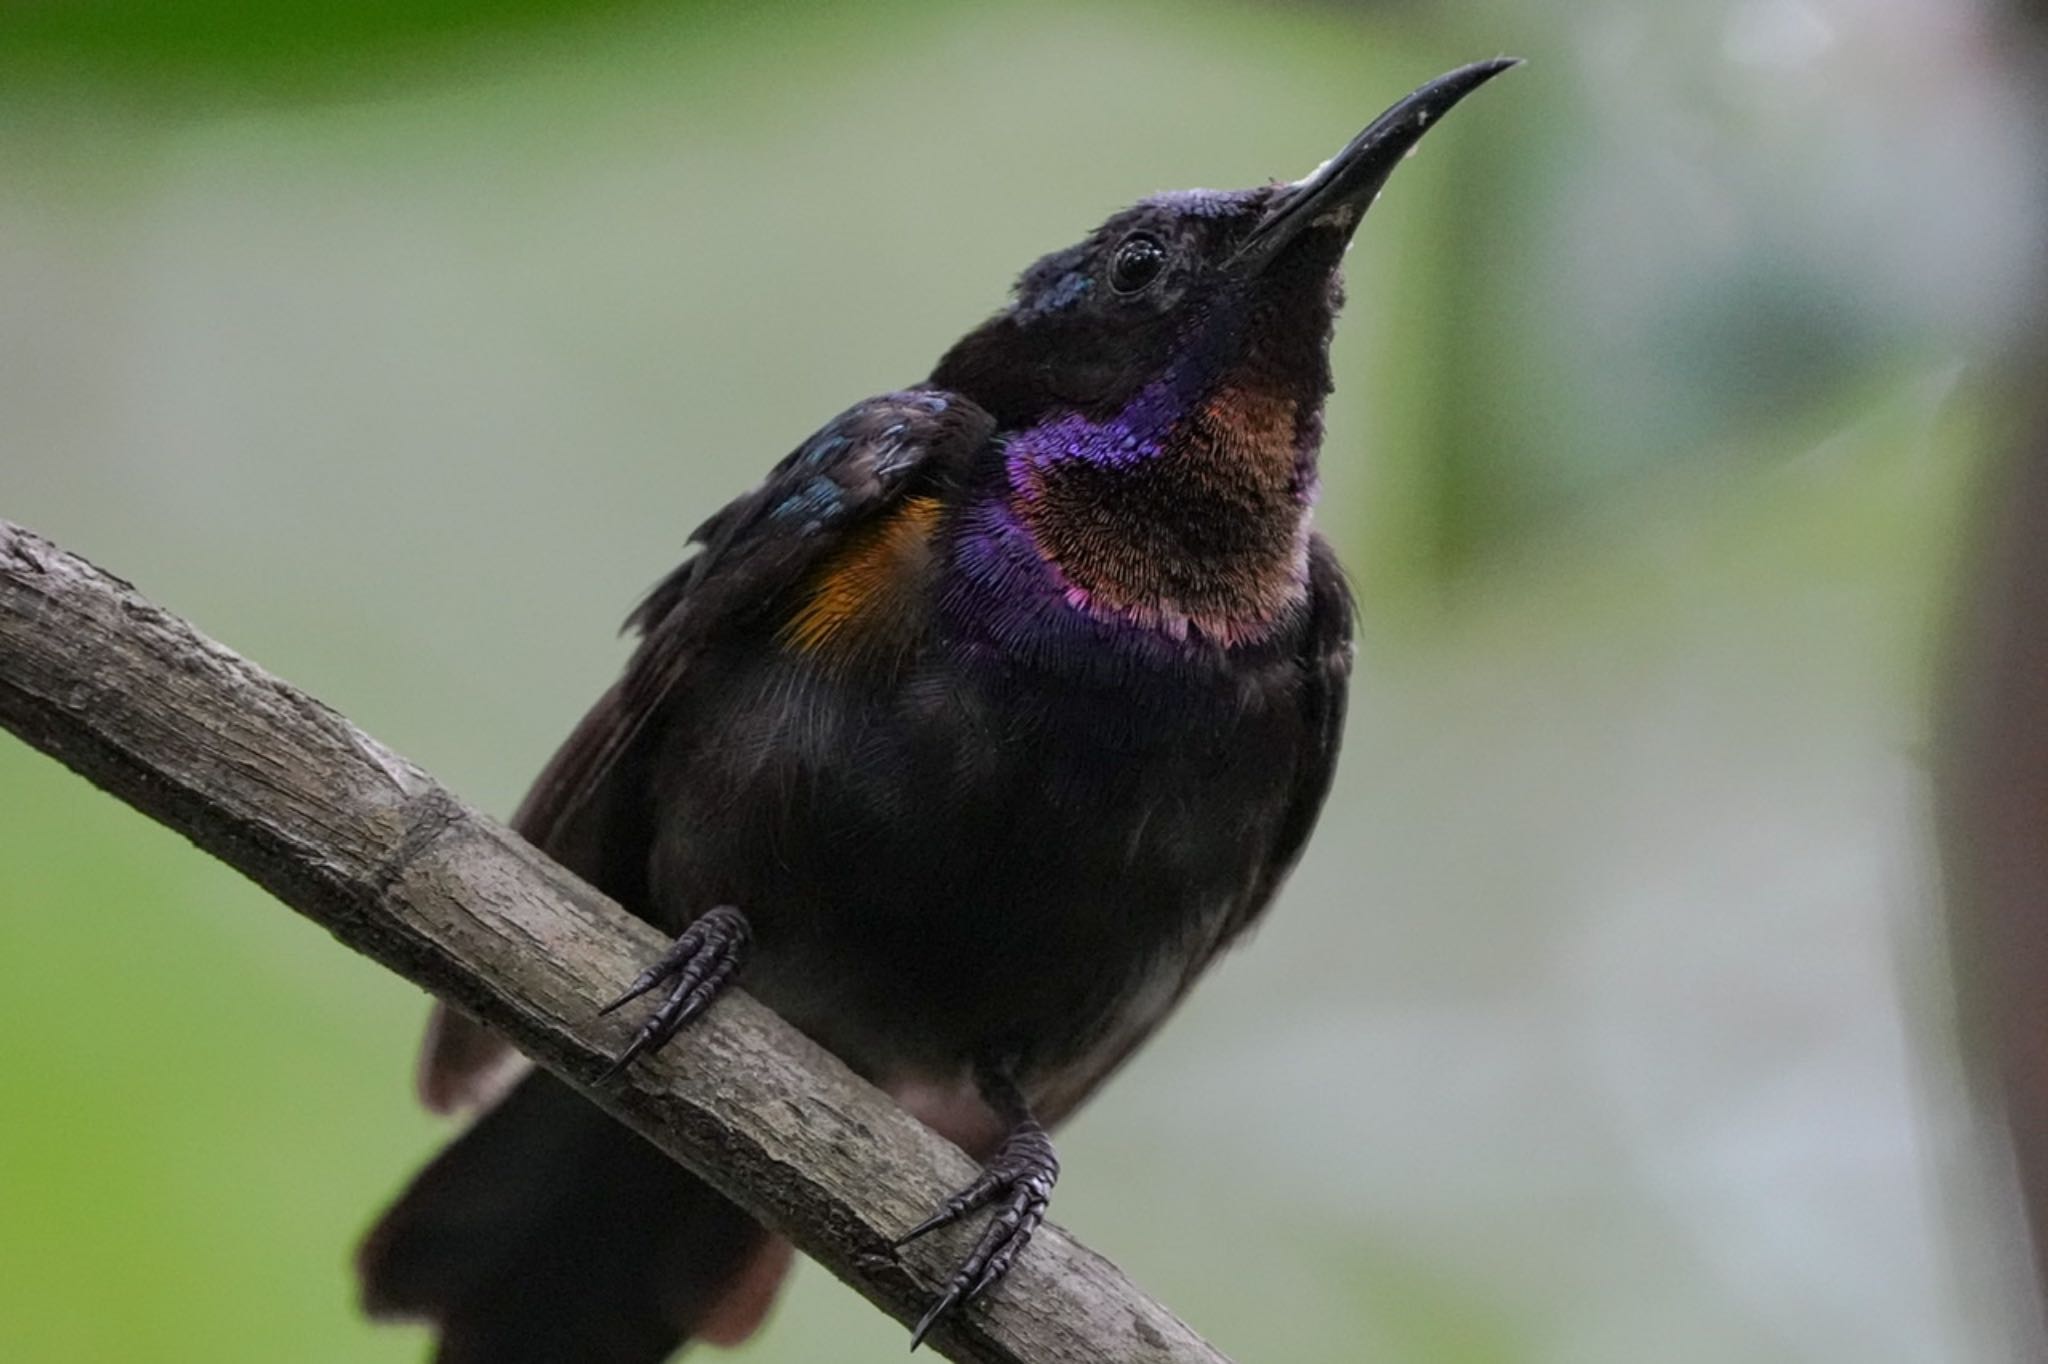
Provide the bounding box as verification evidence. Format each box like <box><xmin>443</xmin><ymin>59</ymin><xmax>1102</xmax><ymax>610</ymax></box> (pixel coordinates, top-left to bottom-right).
<box><xmin>359</xmin><ymin>1071</ymin><xmax>770</xmax><ymax>1364</ymax></box>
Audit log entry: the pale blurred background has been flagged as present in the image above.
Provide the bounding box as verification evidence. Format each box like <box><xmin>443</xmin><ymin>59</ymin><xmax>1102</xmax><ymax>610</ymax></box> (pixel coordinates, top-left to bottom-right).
<box><xmin>2</xmin><ymin>1</ymin><xmax>2043</xmax><ymax>1360</ymax></box>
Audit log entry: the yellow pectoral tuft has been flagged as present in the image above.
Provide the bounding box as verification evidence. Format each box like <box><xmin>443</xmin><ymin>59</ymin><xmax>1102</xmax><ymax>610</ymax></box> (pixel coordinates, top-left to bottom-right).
<box><xmin>781</xmin><ymin>495</ymin><xmax>944</xmax><ymax>657</ymax></box>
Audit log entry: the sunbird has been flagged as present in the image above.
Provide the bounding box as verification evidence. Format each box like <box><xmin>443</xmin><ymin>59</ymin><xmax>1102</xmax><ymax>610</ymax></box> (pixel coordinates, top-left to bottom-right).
<box><xmin>360</xmin><ymin>57</ymin><xmax>1517</xmax><ymax>1362</ymax></box>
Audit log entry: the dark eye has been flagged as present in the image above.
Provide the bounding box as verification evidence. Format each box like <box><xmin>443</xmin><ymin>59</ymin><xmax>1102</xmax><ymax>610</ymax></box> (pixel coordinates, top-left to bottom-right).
<box><xmin>1108</xmin><ymin>233</ymin><xmax>1167</xmax><ymax>295</ymax></box>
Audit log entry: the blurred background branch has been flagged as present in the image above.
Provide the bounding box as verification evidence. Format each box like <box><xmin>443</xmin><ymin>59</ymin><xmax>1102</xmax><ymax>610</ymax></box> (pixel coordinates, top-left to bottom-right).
<box><xmin>1938</xmin><ymin>396</ymin><xmax>2048</xmax><ymax>1355</ymax></box>
<box><xmin>0</xmin><ymin>517</ymin><xmax>1232</xmax><ymax>1364</ymax></box>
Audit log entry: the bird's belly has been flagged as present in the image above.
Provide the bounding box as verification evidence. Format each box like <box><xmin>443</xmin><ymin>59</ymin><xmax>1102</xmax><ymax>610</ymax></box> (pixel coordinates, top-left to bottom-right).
<box><xmin>878</xmin><ymin>935</ymin><xmax>1187</xmax><ymax>1152</ymax></box>
<box><xmin>646</xmin><ymin>642</ymin><xmax>1297</xmax><ymax>1105</ymax></box>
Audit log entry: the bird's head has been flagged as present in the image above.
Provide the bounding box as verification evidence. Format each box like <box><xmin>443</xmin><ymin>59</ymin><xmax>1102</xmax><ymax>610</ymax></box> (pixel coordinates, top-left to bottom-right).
<box><xmin>932</xmin><ymin>59</ymin><xmax>1517</xmax><ymax>644</ymax></box>
<box><xmin>932</xmin><ymin>59</ymin><xmax>1517</xmax><ymax>437</ymax></box>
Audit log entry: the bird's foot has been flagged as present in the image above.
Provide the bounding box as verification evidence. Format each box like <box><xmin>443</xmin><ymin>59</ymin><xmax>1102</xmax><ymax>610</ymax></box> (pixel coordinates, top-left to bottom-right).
<box><xmin>895</xmin><ymin>1113</ymin><xmax>1059</xmax><ymax>1350</ymax></box>
<box><xmin>597</xmin><ymin>904</ymin><xmax>751</xmax><ymax>1081</ymax></box>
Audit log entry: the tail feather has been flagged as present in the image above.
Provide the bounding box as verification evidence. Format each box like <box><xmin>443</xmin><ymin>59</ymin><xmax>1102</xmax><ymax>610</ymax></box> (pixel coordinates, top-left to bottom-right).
<box><xmin>360</xmin><ymin>1071</ymin><xmax>773</xmax><ymax>1363</ymax></box>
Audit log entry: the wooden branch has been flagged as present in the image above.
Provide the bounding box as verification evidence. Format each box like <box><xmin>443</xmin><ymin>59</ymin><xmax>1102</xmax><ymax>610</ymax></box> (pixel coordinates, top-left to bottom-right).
<box><xmin>0</xmin><ymin>518</ymin><xmax>1232</xmax><ymax>1364</ymax></box>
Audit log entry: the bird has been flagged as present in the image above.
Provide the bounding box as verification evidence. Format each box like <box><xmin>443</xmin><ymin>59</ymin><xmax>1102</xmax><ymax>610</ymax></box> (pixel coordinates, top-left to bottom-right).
<box><xmin>356</xmin><ymin>57</ymin><xmax>1517</xmax><ymax>1363</ymax></box>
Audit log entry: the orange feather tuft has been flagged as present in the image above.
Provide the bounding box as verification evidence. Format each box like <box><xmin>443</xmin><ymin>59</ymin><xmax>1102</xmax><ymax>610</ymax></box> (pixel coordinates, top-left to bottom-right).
<box><xmin>781</xmin><ymin>495</ymin><xmax>943</xmax><ymax>656</ymax></box>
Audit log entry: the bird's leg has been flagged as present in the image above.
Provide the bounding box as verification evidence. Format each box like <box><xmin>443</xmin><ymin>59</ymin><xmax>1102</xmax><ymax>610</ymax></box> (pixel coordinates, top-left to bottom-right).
<box><xmin>596</xmin><ymin>904</ymin><xmax>751</xmax><ymax>1081</ymax></box>
<box><xmin>895</xmin><ymin>1059</ymin><xmax>1059</xmax><ymax>1350</ymax></box>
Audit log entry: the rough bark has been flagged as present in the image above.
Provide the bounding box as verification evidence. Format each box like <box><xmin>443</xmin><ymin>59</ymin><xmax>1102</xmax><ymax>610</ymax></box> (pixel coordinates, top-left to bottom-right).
<box><xmin>0</xmin><ymin>517</ymin><xmax>1232</xmax><ymax>1364</ymax></box>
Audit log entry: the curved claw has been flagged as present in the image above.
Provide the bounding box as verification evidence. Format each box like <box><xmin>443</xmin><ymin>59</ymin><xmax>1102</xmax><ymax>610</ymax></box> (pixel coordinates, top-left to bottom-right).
<box><xmin>597</xmin><ymin>905</ymin><xmax>751</xmax><ymax>1082</ymax></box>
<box><xmin>909</xmin><ymin>1282</ymin><xmax>967</xmax><ymax>1352</ymax></box>
<box><xmin>904</xmin><ymin>1164</ymin><xmax>1054</xmax><ymax>1350</ymax></box>
<box><xmin>893</xmin><ymin>1165</ymin><xmax>1009</xmax><ymax>1248</ymax></box>
<box><xmin>899</xmin><ymin>1113</ymin><xmax>1058</xmax><ymax>1351</ymax></box>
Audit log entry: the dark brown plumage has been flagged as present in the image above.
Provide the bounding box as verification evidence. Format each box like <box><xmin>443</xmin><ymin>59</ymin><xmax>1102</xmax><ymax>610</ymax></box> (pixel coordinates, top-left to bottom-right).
<box><xmin>358</xmin><ymin>58</ymin><xmax>1515</xmax><ymax>1362</ymax></box>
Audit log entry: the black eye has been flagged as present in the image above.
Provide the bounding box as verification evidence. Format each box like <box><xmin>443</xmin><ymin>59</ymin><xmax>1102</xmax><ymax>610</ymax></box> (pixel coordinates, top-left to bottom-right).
<box><xmin>1108</xmin><ymin>233</ymin><xmax>1167</xmax><ymax>295</ymax></box>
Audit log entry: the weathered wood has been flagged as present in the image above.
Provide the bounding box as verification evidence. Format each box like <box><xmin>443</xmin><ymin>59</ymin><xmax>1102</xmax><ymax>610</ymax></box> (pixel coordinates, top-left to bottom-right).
<box><xmin>0</xmin><ymin>517</ymin><xmax>1233</xmax><ymax>1364</ymax></box>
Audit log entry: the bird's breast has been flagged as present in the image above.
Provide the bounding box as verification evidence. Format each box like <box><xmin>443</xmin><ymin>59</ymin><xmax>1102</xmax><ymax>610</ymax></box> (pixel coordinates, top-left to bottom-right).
<box><xmin>1000</xmin><ymin>380</ymin><xmax>1316</xmax><ymax>646</ymax></box>
<box><xmin>647</xmin><ymin>588</ymin><xmax>1310</xmax><ymax>1084</ymax></box>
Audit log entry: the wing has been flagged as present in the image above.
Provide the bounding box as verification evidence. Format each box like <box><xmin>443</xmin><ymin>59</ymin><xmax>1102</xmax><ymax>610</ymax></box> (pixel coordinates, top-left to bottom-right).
<box><xmin>1035</xmin><ymin>536</ymin><xmax>1355</xmax><ymax>1125</ymax></box>
<box><xmin>418</xmin><ymin>388</ymin><xmax>996</xmax><ymax>1112</ymax></box>
<box><xmin>513</xmin><ymin>387</ymin><xmax>993</xmax><ymax>859</ymax></box>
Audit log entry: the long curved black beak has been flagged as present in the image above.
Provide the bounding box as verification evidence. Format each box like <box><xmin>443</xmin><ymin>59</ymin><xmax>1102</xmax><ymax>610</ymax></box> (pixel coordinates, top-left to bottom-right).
<box><xmin>1232</xmin><ymin>57</ymin><xmax>1520</xmax><ymax>275</ymax></box>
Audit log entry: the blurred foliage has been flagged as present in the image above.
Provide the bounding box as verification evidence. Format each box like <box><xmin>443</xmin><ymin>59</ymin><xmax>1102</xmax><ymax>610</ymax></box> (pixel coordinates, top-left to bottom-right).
<box><xmin>0</xmin><ymin>0</ymin><xmax>2038</xmax><ymax>1361</ymax></box>
<box><xmin>2</xmin><ymin>0</ymin><xmax>670</xmax><ymax>100</ymax></box>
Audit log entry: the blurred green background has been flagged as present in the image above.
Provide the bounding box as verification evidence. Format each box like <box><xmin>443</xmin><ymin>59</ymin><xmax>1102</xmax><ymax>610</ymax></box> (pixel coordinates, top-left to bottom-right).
<box><xmin>1</xmin><ymin>0</ymin><xmax>2040</xmax><ymax>1360</ymax></box>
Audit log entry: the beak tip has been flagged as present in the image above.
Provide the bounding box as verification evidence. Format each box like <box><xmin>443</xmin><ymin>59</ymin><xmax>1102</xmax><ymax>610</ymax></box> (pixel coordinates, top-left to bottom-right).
<box><xmin>1233</xmin><ymin>55</ymin><xmax>1521</xmax><ymax>273</ymax></box>
<box><xmin>1444</xmin><ymin>55</ymin><xmax>1528</xmax><ymax>96</ymax></box>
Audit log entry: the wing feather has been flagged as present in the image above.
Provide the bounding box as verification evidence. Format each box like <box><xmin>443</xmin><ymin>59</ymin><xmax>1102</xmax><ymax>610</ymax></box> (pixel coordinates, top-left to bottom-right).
<box><xmin>420</xmin><ymin>388</ymin><xmax>995</xmax><ymax>1110</ymax></box>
